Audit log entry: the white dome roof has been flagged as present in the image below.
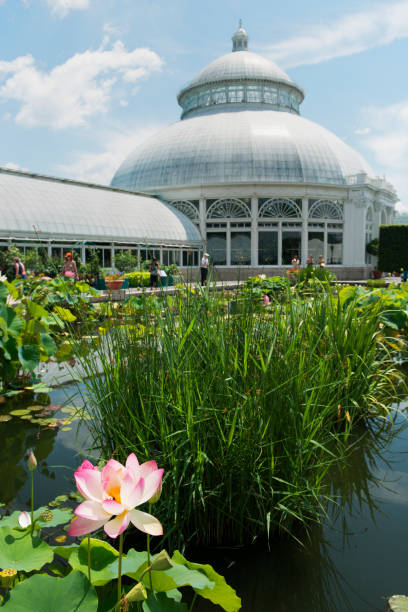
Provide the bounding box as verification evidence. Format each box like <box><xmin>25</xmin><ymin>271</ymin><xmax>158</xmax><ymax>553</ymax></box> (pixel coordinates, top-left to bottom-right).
<box><xmin>111</xmin><ymin>109</ymin><xmax>373</xmax><ymax>192</ymax></box>
<box><xmin>181</xmin><ymin>51</ymin><xmax>298</xmax><ymax>92</ymax></box>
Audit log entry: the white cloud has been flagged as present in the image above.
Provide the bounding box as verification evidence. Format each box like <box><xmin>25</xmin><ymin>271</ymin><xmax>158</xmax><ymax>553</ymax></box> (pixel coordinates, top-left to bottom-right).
<box><xmin>356</xmin><ymin>99</ymin><xmax>408</xmax><ymax>208</ymax></box>
<box><xmin>354</xmin><ymin>127</ymin><xmax>371</xmax><ymax>136</ymax></box>
<box><xmin>46</xmin><ymin>0</ymin><xmax>90</xmax><ymax>18</ymax></box>
<box><xmin>264</xmin><ymin>0</ymin><xmax>408</xmax><ymax>68</ymax></box>
<box><xmin>0</xmin><ymin>41</ymin><xmax>162</xmax><ymax>129</ymax></box>
<box><xmin>57</xmin><ymin>124</ymin><xmax>165</xmax><ymax>185</ymax></box>
<box><xmin>5</xmin><ymin>161</ymin><xmax>28</xmax><ymax>171</ymax></box>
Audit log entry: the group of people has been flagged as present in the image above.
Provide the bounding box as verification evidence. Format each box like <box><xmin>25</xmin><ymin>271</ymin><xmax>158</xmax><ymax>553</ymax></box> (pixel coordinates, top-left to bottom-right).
<box><xmin>291</xmin><ymin>254</ymin><xmax>325</xmax><ymax>268</ymax></box>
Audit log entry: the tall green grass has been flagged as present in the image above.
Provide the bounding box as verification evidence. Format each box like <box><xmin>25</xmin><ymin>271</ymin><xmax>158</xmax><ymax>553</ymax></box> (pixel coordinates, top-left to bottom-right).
<box><xmin>76</xmin><ymin>287</ymin><xmax>402</xmax><ymax>548</ymax></box>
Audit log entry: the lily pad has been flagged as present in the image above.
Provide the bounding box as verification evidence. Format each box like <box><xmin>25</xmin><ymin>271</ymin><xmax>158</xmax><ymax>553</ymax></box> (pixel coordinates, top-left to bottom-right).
<box><xmin>61</xmin><ymin>406</ymin><xmax>77</xmax><ymax>414</ymax></box>
<box><xmin>61</xmin><ymin>427</ymin><xmax>72</xmax><ymax>431</ymax></box>
<box><xmin>28</xmin><ymin>405</ymin><xmax>48</xmax><ymax>411</ymax></box>
<box><xmin>0</xmin><ymin>526</ymin><xmax>53</xmax><ymax>572</ymax></box>
<box><xmin>0</xmin><ymin>415</ymin><xmax>12</xmax><ymax>422</ymax></box>
<box><xmin>2</xmin><ymin>570</ymin><xmax>97</xmax><ymax>611</ymax></box>
<box><xmin>9</xmin><ymin>409</ymin><xmax>32</xmax><ymax>416</ymax></box>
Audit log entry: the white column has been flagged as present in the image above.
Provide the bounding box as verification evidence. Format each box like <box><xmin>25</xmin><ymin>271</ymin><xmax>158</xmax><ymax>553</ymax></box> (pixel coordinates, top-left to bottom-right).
<box><xmin>81</xmin><ymin>245</ymin><xmax>86</xmax><ymax>265</ymax></box>
<box><xmin>110</xmin><ymin>243</ymin><xmax>114</xmax><ymax>268</ymax></box>
<box><xmin>301</xmin><ymin>197</ymin><xmax>308</xmax><ymax>265</ymax></box>
<box><xmin>343</xmin><ymin>193</ymin><xmax>367</xmax><ymax>265</ymax></box>
<box><xmin>47</xmin><ymin>243</ymin><xmax>52</xmax><ymax>258</ymax></box>
<box><xmin>226</xmin><ymin>222</ymin><xmax>231</xmax><ymax>266</ymax></box>
<box><xmin>199</xmin><ymin>198</ymin><xmax>206</xmax><ymax>242</ymax></box>
<box><xmin>277</xmin><ymin>221</ymin><xmax>282</xmax><ymax>265</ymax></box>
<box><xmin>251</xmin><ymin>197</ymin><xmax>258</xmax><ymax>266</ymax></box>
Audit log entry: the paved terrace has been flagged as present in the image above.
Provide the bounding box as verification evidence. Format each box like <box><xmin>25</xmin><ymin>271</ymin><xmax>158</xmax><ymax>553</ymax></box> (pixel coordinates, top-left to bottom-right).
<box><xmin>90</xmin><ymin>277</ymin><xmax>403</xmax><ymax>303</ymax></box>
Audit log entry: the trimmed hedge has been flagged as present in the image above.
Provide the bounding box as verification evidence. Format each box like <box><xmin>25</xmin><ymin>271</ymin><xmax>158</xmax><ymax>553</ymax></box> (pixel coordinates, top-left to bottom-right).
<box><xmin>123</xmin><ymin>271</ymin><xmax>150</xmax><ymax>287</ymax></box>
<box><xmin>378</xmin><ymin>225</ymin><xmax>408</xmax><ymax>272</ymax></box>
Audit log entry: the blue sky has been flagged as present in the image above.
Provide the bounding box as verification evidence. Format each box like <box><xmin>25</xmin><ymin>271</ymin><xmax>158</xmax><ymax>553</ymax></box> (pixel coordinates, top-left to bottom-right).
<box><xmin>1</xmin><ymin>0</ymin><xmax>408</xmax><ymax>211</ymax></box>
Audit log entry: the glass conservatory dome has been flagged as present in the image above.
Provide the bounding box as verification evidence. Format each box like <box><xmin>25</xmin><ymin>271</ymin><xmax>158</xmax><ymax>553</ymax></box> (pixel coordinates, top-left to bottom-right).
<box><xmin>111</xmin><ymin>25</ymin><xmax>373</xmax><ymax>193</ymax></box>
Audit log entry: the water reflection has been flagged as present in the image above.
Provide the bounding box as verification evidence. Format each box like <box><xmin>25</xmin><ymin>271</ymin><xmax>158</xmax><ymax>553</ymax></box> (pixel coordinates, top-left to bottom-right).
<box><xmin>0</xmin><ymin>384</ymin><xmax>92</xmax><ymax>513</ymax></box>
<box><xmin>193</xmin><ymin>412</ymin><xmax>408</xmax><ymax>612</ymax></box>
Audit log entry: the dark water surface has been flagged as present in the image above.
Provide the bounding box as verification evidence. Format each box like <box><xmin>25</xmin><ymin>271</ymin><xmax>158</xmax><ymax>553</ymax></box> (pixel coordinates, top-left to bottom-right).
<box><xmin>1</xmin><ymin>388</ymin><xmax>408</xmax><ymax>611</ymax></box>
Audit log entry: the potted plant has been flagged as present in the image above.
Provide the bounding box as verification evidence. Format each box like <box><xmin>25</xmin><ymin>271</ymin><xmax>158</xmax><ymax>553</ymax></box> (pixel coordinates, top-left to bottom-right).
<box><xmin>105</xmin><ymin>273</ymin><xmax>124</xmax><ymax>290</ymax></box>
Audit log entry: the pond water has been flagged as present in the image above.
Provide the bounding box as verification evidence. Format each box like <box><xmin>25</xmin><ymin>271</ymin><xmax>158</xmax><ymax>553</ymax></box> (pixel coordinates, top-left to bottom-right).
<box><xmin>1</xmin><ymin>387</ymin><xmax>408</xmax><ymax>611</ymax></box>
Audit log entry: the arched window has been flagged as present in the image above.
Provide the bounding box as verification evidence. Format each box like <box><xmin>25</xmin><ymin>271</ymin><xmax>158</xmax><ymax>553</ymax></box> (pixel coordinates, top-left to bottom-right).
<box><xmin>309</xmin><ymin>200</ymin><xmax>343</xmax><ymax>220</ymax></box>
<box><xmin>169</xmin><ymin>200</ymin><xmax>199</xmax><ymax>222</ymax></box>
<box><xmin>206</xmin><ymin>198</ymin><xmax>251</xmax><ymax>219</ymax></box>
<box><xmin>258</xmin><ymin>198</ymin><xmax>301</xmax><ymax>218</ymax></box>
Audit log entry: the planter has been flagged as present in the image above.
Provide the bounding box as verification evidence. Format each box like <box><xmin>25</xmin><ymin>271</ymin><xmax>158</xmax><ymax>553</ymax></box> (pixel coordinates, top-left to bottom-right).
<box><xmin>105</xmin><ymin>279</ymin><xmax>124</xmax><ymax>290</ymax></box>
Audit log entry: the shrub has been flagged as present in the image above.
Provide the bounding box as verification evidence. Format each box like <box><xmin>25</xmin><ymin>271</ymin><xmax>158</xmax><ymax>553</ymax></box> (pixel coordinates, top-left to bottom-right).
<box><xmin>366</xmin><ymin>279</ymin><xmax>386</xmax><ymax>288</ymax></box>
<box><xmin>378</xmin><ymin>225</ymin><xmax>408</xmax><ymax>272</ymax></box>
<box><xmin>114</xmin><ymin>250</ymin><xmax>139</xmax><ymax>273</ymax></box>
<box><xmin>123</xmin><ymin>270</ymin><xmax>150</xmax><ymax>287</ymax></box>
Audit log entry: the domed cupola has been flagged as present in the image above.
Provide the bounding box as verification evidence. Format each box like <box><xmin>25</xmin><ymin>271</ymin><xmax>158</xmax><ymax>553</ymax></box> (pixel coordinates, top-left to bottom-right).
<box><xmin>232</xmin><ymin>20</ymin><xmax>249</xmax><ymax>51</ymax></box>
<box><xmin>177</xmin><ymin>24</ymin><xmax>304</xmax><ymax>119</ymax></box>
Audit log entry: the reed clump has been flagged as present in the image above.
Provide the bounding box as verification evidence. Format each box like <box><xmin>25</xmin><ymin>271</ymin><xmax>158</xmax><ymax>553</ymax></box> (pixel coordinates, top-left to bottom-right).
<box><xmin>77</xmin><ymin>288</ymin><xmax>401</xmax><ymax>548</ymax></box>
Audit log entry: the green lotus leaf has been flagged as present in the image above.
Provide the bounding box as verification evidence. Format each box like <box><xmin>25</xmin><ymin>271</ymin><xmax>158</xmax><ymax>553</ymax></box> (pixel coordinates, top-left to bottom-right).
<box><xmin>142</xmin><ymin>592</ymin><xmax>188</xmax><ymax>612</ymax></box>
<box><xmin>0</xmin><ymin>526</ymin><xmax>53</xmax><ymax>571</ymax></box>
<box><xmin>0</xmin><ymin>507</ymin><xmax>72</xmax><ymax>529</ymax></box>
<box><xmin>388</xmin><ymin>595</ymin><xmax>408</xmax><ymax>611</ymax></box>
<box><xmin>18</xmin><ymin>345</ymin><xmax>41</xmax><ymax>371</ymax></box>
<box><xmin>0</xmin><ymin>415</ymin><xmax>12</xmax><ymax>422</ymax></box>
<box><xmin>69</xmin><ymin>538</ymin><xmax>147</xmax><ymax>587</ymax></box>
<box><xmin>9</xmin><ymin>409</ymin><xmax>32</xmax><ymax>416</ymax></box>
<box><xmin>2</xmin><ymin>570</ymin><xmax>98</xmax><ymax>611</ymax></box>
<box><xmin>130</xmin><ymin>551</ymin><xmax>214</xmax><ymax>593</ymax></box>
<box><xmin>172</xmin><ymin>551</ymin><xmax>242</xmax><ymax>612</ymax></box>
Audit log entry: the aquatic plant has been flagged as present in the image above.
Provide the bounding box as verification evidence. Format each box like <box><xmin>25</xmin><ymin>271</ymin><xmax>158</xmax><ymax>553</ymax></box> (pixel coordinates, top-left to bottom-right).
<box><xmin>76</xmin><ymin>287</ymin><xmax>402</xmax><ymax>548</ymax></box>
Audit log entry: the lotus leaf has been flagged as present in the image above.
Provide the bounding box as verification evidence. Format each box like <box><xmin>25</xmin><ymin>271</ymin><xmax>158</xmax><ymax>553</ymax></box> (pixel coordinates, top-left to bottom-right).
<box><xmin>69</xmin><ymin>539</ymin><xmax>147</xmax><ymax>587</ymax></box>
<box><xmin>172</xmin><ymin>551</ymin><xmax>242</xmax><ymax>612</ymax></box>
<box><xmin>2</xmin><ymin>570</ymin><xmax>98</xmax><ymax>611</ymax></box>
<box><xmin>143</xmin><ymin>592</ymin><xmax>188</xmax><ymax>611</ymax></box>
<box><xmin>388</xmin><ymin>595</ymin><xmax>408</xmax><ymax>611</ymax></box>
<box><xmin>0</xmin><ymin>526</ymin><xmax>53</xmax><ymax>571</ymax></box>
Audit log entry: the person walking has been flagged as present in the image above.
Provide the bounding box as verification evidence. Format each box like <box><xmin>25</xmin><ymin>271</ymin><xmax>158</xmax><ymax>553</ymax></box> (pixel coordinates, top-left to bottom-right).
<box><xmin>200</xmin><ymin>252</ymin><xmax>209</xmax><ymax>286</ymax></box>
<box><xmin>62</xmin><ymin>252</ymin><xmax>79</xmax><ymax>280</ymax></box>
<box><xmin>318</xmin><ymin>255</ymin><xmax>325</xmax><ymax>268</ymax></box>
<box><xmin>13</xmin><ymin>257</ymin><xmax>27</xmax><ymax>279</ymax></box>
<box><xmin>149</xmin><ymin>257</ymin><xmax>160</xmax><ymax>288</ymax></box>
<box><xmin>306</xmin><ymin>255</ymin><xmax>315</xmax><ymax>267</ymax></box>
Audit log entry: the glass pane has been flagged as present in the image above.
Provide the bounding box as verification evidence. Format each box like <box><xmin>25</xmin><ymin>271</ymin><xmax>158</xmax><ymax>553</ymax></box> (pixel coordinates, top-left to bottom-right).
<box><xmin>282</xmin><ymin>232</ymin><xmax>301</xmax><ymax>265</ymax></box>
<box><xmin>103</xmin><ymin>249</ymin><xmax>112</xmax><ymax>268</ymax></box>
<box><xmin>308</xmin><ymin>232</ymin><xmax>324</xmax><ymax>264</ymax></box>
<box><xmin>328</xmin><ymin>232</ymin><xmax>343</xmax><ymax>264</ymax></box>
<box><xmin>207</xmin><ymin>232</ymin><xmax>226</xmax><ymax>265</ymax></box>
<box><xmin>258</xmin><ymin>231</ymin><xmax>278</xmax><ymax>265</ymax></box>
<box><xmin>231</xmin><ymin>232</ymin><xmax>251</xmax><ymax>265</ymax></box>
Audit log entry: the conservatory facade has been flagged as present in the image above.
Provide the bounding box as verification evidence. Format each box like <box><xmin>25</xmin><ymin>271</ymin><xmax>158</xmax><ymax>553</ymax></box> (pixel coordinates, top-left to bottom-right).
<box><xmin>112</xmin><ymin>24</ymin><xmax>397</xmax><ymax>278</ymax></box>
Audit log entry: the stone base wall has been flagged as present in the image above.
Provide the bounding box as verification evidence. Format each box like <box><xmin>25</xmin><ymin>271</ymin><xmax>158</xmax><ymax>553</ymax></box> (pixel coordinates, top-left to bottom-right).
<box><xmin>181</xmin><ymin>266</ymin><xmax>374</xmax><ymax>282</ymax></box>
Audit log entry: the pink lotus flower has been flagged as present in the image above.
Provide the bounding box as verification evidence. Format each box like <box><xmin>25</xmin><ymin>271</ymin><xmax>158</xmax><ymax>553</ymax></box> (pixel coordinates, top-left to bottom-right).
<box><xmin>263</xmin><ymin>294</ymin><xmax>270</xmax><ymax>304</ymax></box>
<box><xmin>68</xmin><ymin>455</ymin><xmax>163</xmax><ymax>539</ymax></box>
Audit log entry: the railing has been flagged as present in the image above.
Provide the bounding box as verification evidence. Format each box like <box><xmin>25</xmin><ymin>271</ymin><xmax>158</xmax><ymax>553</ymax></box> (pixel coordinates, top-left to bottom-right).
<box><xmin>346</xmin><ymin>173</ymin><xmax>396</xmax><ymax>194</ymax></box>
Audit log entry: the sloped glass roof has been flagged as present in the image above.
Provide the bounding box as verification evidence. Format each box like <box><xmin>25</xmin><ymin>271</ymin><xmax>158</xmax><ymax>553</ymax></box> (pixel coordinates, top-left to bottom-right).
<box><xmin>112</xmin><ymin>110</ymin><xmax>373</xmax><ymax>192</ymax></box>
<box><xmin>0</xmin><ymin>169</ymin><xmax>202</xmax><ymax>244</ymax></box>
